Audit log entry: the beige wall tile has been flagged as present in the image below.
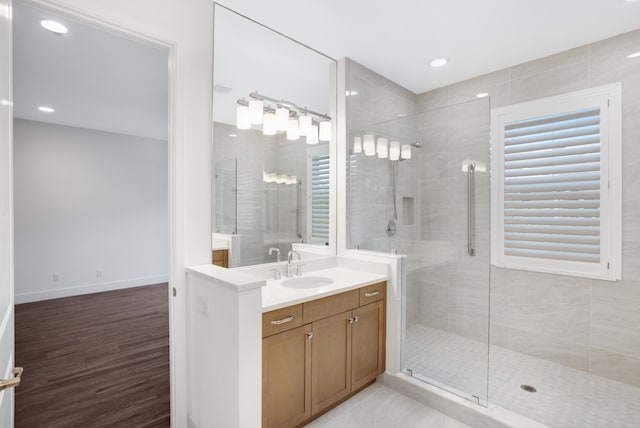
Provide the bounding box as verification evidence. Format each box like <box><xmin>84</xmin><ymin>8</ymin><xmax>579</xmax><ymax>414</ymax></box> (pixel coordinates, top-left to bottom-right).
<box><xmin>591</xmin><ymin>348</ymin><xmax>640</xmax><ymax>388</ymax></box>
<box><xmin>508</xmin><ymin>328</ymin><xmax>590</xmax><ymax>372</ymax></box>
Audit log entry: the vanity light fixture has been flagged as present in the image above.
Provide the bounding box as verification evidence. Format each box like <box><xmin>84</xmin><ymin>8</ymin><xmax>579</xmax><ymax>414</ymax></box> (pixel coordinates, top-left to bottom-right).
<box><xmin>476</xmin><ymin>92</ymin><xmax>489</xmax><ymax>98</ymax></box>
<box><xmin>389</xmin><ymin>141</ymin><xmax>400</xmax><ymax>161</ymax></box>
<box><xmin>353</xmin><ymin>137</ymin><xmax>363</xmax><ymax>154</ymax></box>
<box><xmin>298</xmin><ymin>115</ymin><xmax>312</xmax><ymax>137</ymax></box>
<box><xmin>429</xmin><ymin>57</ymin><xmax>449</xmax><ymax>68</ymax></box>
<box><xmin>38</xmin><ymin>106</ymin><xmax>55</xmax><ymax>113</ymax></box>
<box><xmin>377</xmin><ymin>138</ymin><xmax>388</xmax><ymax>159</ymax></box>
<box><xmin>307</xmin><ymin>124</ymin><xmax>319</xmax><ymax>144</ymax></box>
<box><xmin>275</xmin><ymin>107</ymin><xmax>290</xmax><ymax>131</ymax></box>
<box><xmin>627</xmin><ymin>51</ymin><xmax>640</xmax><ymax>59</ymax></box>
<box><xmin>363</xmin><ymin>134</ymin><xmax>376</xmax><ymax>156</ymax></box>
<box><xmin>319</xmin><ymin>121</ymin><xmax>331</xmax><ymax>142</ymax></box>
<box><xmin>235</xmin><ymin>91</ymin><xmax>331</xmax><ymax>144</ymax></box>
<box><xmin>262</xmin><ymin>113</ymin><xmax>277</xmax><ymax>135</ymax></box>
<box><xmin>249</xmin><ymin>99</ymin><xmax>264</xmax><ymax>125</ymax></box>
<box><xmin>41</xmin><ymin>19</ymin><xmax>68</xmax><ymax>34</ymax></box>
<box><xmin>236</xmin><ymin>105</ymin><xmax>250</xmax><ymax>130</ymax></box>
<box><xmin>286</xmin><ymin>119</ymin><xmax>300</xmax><ymax>141</ymax></box>
<box><xmin>401</xmin><ymin>144</ymin><xmax>412</xmax><ymax>159</ymax></box>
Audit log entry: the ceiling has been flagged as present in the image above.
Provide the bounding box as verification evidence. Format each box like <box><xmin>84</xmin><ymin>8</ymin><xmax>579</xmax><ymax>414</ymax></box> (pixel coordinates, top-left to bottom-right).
<box><xmin>13</xmin><ymin>1</ymin><xmax>169</xmax><ymax>140</ymax></box>
<box><xmin>218</xmin><ymin>0</ymin><xmax>640</xmax><ymax>94</ymax></box>
<box><xmin>12</xmin><ymin>1</ymin><xmax>640</xmax><ymax>137</ymax></box>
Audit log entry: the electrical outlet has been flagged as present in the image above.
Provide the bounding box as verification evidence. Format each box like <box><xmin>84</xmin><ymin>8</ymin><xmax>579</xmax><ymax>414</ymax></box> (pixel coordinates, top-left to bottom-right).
<box><xmin>96</xmin><ymin>270</ymin><xmax>102</xmax><ymax>278</ymax></box>
<box><xmin>52</xmin><ymin>274</ymin><xmax>60</xmax><ymax>282</ymax></box>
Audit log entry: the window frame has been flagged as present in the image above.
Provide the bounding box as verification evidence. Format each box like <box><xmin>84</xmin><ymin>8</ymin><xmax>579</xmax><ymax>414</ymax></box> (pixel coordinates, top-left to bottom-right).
<box><xmin>490</xmin><ymin>83</ymin><xmax>622</xmax><ymax>281</ymax></box>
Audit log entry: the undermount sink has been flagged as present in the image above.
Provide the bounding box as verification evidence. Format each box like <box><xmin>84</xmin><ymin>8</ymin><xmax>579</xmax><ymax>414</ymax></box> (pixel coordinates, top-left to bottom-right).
<box><xmin>281</xmin><ymin>276</ymin><xmax>335</xmax><ymax>289</ymax></box>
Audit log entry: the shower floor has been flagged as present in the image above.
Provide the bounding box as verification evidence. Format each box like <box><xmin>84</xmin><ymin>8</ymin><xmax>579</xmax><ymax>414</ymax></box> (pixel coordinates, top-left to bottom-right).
<box><xmin>404</xmin><ymin>324</ymin><xmax>640</xmax><ymax>428</ymax></box>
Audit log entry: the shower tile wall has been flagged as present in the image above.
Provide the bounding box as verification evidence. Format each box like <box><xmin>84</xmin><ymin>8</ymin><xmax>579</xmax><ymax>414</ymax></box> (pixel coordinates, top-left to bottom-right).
<box><xmin>416</xmin><ymin>28</ymin><xmax>640</xmax><ymax>387</ymax></box>
<box><xmin>213</xmin><ymin>122</ymin><xmax>308</xmax><ymax>266</ymax></box>
<box><xmin>346</xmin><ymin>59</ymin><xmax>419</xmax><ymax>253</ymax></box>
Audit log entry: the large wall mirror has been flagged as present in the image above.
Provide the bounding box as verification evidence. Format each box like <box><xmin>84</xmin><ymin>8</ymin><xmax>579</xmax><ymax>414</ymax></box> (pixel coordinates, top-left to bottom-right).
<box><xmin>211</xmin><ymin>5</ymin><xmax>337</xmax><ymax>268</ymax></box>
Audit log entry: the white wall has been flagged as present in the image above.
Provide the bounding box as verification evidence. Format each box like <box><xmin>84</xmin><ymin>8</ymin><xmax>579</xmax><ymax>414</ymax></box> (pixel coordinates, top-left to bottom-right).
<box><xmin>13</xmin><ymin>119</ymin><xmax>168</xmax><ymax>303</ymax></box>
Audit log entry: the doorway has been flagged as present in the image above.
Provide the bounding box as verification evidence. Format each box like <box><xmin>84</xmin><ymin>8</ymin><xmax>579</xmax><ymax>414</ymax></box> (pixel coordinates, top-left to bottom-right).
<box><xmin>12</xmin><ymin>1</ymin><xmax>172</xmax><ymax>425</ymax></box>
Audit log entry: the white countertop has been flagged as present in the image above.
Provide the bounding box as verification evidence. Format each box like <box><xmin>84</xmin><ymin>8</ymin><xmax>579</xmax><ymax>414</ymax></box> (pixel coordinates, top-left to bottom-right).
<box><xmin>261</xmin><ymin>266</ymin><xmax>387</xmax><ymax>312</ymax></box>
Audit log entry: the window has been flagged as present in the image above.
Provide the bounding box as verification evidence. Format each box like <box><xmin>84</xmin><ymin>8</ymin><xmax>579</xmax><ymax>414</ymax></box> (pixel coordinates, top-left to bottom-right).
<box><xmin>491</xmin><ymin>84</ymin><xmax>621</xmax><ymax>280</ymax></box>
<box><xmin>308</xmin><ymin>151</ymin><xmax>330</xmax><ymax>244</ymax></box>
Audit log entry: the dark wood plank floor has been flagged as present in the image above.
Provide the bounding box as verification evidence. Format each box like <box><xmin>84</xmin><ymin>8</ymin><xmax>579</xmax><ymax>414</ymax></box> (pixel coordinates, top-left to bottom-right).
<box><xmin>15</xmin><ymin>284</ymin><xmax>170</xmax><ymax>428</ymax></box>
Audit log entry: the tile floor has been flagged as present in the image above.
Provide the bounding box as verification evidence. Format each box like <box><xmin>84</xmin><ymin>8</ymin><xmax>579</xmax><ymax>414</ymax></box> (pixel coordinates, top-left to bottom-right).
<box><xmin>404</xmin><ymin>324</ymin><xmax>640</xmax><ymax>428</ymax></box>
<box><xmin>305</xmin><ymin>383</ymin><xmax>470</xmax><ymax>428</ymax></box>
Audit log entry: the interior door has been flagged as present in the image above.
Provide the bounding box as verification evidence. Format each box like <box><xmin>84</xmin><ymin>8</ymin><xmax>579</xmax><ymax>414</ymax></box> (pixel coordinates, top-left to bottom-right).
<box><xmin>0</xmin><ymin>0</ymin><xmax>16</xmax><ymax>426</ymax></box>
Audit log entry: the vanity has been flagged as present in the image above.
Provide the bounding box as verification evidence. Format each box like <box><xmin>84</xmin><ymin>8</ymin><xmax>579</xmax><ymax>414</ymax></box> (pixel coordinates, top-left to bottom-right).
<box><xmin>261</xmin><ymin>267</ymin><xmax>387</xmax><ymax>428</ymax></box>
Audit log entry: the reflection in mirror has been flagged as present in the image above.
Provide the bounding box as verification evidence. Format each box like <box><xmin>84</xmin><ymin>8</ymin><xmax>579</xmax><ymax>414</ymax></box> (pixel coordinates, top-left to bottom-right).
<box><xmin>212</xmin><ymin>5</ymin><xmax>336</xmax><ymax>267</ymax></box>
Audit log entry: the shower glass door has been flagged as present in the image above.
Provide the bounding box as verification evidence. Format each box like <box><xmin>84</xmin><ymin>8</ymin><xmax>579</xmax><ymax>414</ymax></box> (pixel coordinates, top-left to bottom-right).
<box><xmin>347</xmin><ymin>97</ymin><xmax>491</xmax><ymax>405</ymax></box>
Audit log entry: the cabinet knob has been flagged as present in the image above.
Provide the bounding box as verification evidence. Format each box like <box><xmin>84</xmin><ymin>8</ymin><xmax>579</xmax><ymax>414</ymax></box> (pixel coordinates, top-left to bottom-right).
<box><xmin>307</xmin><ymin>332</ymin><xmax>314</xmax><ymax>339</ymax></box>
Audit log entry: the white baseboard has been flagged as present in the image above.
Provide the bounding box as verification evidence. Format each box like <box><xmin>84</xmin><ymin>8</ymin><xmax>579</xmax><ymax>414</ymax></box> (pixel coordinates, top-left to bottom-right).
<box><xmin>15</xmin><ymin>275</ymin><xmax>169</xmax><ymax>304</ymax></box>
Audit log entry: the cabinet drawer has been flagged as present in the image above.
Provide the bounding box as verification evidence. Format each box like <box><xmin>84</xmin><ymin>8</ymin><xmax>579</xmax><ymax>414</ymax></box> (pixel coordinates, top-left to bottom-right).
<box><xmin>303</xmin><ymin>290</ymin><xmax>359</xmax><ymax>324</ymax></box>
<box><xmin>359</xmin><ymin>282</ymin><xmax>385</xmax><ymax>306</ymax></box>
<box><xmin>263</xmin><ymin>304</ymin><xmax>303</xmax><ymax>338</ymax></box>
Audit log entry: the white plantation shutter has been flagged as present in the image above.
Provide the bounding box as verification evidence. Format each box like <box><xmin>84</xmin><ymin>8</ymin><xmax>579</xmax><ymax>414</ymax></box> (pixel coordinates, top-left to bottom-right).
<box><xmin>491</xmin><ymin>84</ymin><xmax>621</xmax><ymax>280</ymax></box>
<box><xmin>310</xmin><ymin>154</ymin><xmax>330</xmax><ymax>242</ymax></box>
<box><xmin>504</xmin><ymin>107</ymin><xmax>601</xmax><ymax>263</ymax></box>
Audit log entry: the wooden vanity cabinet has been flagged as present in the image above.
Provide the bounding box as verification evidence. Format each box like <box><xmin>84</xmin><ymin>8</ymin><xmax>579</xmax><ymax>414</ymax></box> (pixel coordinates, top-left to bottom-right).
<box><xmin>262</xmin><ymin>324</ymin><xmax>312</xmax><ymax>428</ymax></box>
<box><xmin>262</xmin><ymin>281</ymin><xmax>386</xmax><ymax>428</ymax></box>
<box><xmin>310</xmin><ymin>310</ymin><xmax>353</xmax><ymax>415</ymax></box>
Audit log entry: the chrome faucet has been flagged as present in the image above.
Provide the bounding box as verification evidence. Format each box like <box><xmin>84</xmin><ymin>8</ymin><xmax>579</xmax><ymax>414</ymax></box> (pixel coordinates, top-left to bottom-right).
<box><xmin>268</xmin><ymin>247</ymin><xmax>281</xmax><ymax>263</ymax></box>
<box><xmin>286</xmin><ymin>250</ymin><xmax>301</xmax><ymax>277</ymax></box>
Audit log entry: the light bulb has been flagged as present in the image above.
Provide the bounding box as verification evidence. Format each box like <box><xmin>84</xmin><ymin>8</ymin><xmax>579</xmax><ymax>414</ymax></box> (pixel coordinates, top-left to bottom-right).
<box><xmin>263</xmin><ymin>113</ymin><xmax>276</xmax><ymax>135</ymax></box>
<box><xmin>353</xmin><ymin>137</ymin><xmax>362</xmax><ymax>154</ymax></box>
<box><xmin>249</xmin><ymin>100</ymin><xmax>264</xmax><ymax>125</ymax></box>
<box><xmin>236</xmin><ymin>105</ymin><xmax>250</xmax><ymax>130</ymax></box>
<box><xmin>363</xmin><ymin>134</ymin><xmax>375</xmax><ymax>156</ymax></box>
<box><xmin>298</xmin><ymin>115</ymin><xmax>312</xmax><ymax>136</ymax></box>
<box><xmin>401</xmin><ymin>144</ymin><xmax>412</xmax><ymax>159</ymax></box>
<box><xmin>319</xmin><ymin>121</ymin><xmax>331</xmax><ymax>141</ymax></box>
<box><xmin>389</xmin><ymin>141</ymin><xmax>400</xmax><ymax>161</ymax></box>
<box><xmin>377</xmin><ymin>138</ymin><xmax>388</xmax><ymax>158</ymax></box>
<box><xmin>287</xmin><ymin>118</ymin><xmax>300</xmax><ymax>140</ymax></box>
<box><xmin>306</xmin><ymin>125</ymin><xmax>319</xmax><ymax>144</ymax></box>
<box><xmin>275</xmin><ymin>107</ymin><xmax>289</xmax><ymax>131</ymax></box>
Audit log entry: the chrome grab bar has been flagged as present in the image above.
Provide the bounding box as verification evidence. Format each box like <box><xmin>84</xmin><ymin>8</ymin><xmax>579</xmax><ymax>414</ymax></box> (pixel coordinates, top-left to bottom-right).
<box><xmin>467</xmin><ymin>163</ymin><xmax>476</xmax><ymax>256</ymax></box>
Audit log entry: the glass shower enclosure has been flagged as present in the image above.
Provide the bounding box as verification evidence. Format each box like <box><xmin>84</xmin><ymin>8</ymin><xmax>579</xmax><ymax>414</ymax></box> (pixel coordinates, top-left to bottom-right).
<box><xmin>348</xmin><ymin>98</ymin><xmax>491</xmax><ymax>405</ymax></box>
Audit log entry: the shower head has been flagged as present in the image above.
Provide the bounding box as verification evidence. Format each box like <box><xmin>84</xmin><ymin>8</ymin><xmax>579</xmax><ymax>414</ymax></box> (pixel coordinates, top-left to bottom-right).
<box><xmin>411</xmin><ymin>142</ymin><xmax>423</xmax><ymax>148</ymax></box>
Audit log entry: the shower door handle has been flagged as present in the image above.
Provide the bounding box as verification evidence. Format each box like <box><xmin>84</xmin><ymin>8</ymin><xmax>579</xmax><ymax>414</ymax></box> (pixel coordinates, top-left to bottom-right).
<box><xmin>467</xmin><ymin>163</ymin><xmax>475</xmax><ymax>256</ymax></box>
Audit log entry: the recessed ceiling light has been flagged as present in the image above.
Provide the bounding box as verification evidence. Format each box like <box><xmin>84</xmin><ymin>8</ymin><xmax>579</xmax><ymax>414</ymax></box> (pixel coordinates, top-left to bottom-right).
<box><xmin>40</xmin><ymin>20</ymin><xmax>68</xmax><ymax>34</ymax></box>
<box><xmin>229</xmin><ymin>133</ymin><xmax>238</xmax><ymax>137</ymax></box>
<box><xmin>429</xmin><ymin>57</ymin><xmax>449</xmax><ymax>68</ymax></box>
<box><xmin>38</xmin><ymin>106</ymin><xmax>55</xmax><ymax>113</ymax></box>
<box><xmin>346</xmin><ymin>90</ymin><xmax>359</xmax><ymax>96</ymax></box>
<box><xmin>396</xmin><ymin>113</ymin><xmax>408</xmax><ymax>117</ymax></box>
<box><xmin>621</xmin><ymin>0</ymin><xmax>638</xmax><ymax>3</ymax></box>
<box><xmin>627</xmin><ymin>51</ymin><xmax>640</xmax><ymax>58</ymax></box>
<box><xmin>476</xmin><ymin>92</ymin><xmax>489</xmax><ymax>98</ymax></box>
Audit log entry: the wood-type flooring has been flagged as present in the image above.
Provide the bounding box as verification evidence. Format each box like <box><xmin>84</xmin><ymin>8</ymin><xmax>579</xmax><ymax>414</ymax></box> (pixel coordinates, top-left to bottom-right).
<box><xmin>15</xmin><ymin>283</ymin><xmax>170</xmax><ymax>427</ymax></box>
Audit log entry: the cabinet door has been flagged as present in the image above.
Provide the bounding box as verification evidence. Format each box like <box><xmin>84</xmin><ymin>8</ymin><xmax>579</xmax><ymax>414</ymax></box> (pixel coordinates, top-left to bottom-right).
<box><xmin>263</xmin><ymin>324</ymin><xmax>312</xmax><ymax>428</ymax></box>
<box><xmin>311</xmin><ymin>311</ymin><xmax>352</xmax><ymax>415</ymax></box>
<box><xmin>351</xmin><ymin>300</ymin><xmax>385</xmax><ymax>391</ymax></box>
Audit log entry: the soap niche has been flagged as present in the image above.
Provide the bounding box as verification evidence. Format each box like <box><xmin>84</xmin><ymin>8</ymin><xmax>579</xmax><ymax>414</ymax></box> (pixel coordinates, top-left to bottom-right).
<box><xmin>402</xmin><ymin>196</ymin><xmax>414</xmax><ymax>226</ymax></box>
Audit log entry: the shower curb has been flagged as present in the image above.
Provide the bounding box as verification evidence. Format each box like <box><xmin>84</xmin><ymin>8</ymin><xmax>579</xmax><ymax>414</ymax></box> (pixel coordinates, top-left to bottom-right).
<box><xmin>380</xmin><ymin>372</ymin><xmax>549</xmax><ymax>428</ymax></box>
